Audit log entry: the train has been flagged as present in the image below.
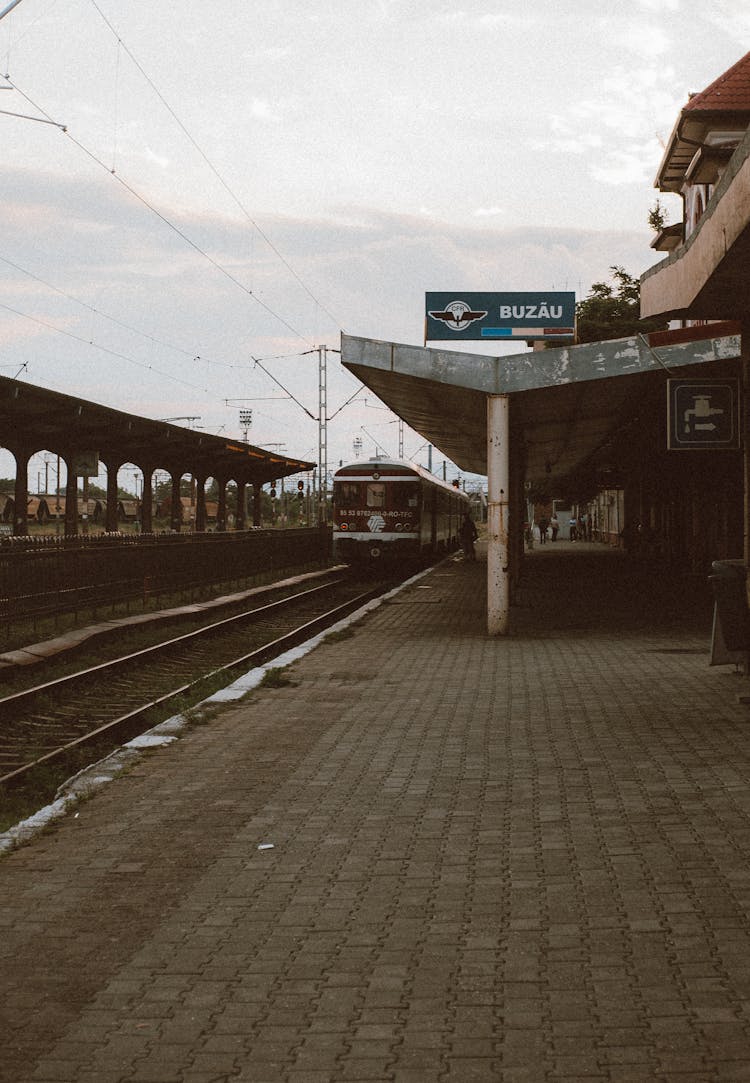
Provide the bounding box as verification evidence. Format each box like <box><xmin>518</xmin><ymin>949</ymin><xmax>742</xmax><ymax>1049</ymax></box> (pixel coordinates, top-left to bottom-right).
<box><xmin>332</xmin><ymin>458</ymin><xmax>470</xmax><ymax>566</ymax></box>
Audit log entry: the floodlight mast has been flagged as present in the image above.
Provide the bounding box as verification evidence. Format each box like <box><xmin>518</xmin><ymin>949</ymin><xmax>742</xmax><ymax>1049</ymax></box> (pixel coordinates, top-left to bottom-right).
<box><xmin>0</xmin><ymin>0</ymin><xmax>27</xmax><ymax>22</ymax></box>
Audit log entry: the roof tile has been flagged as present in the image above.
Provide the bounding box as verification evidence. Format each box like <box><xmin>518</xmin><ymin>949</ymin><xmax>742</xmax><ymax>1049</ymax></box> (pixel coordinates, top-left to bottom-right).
<box><xmin>685</xmin><ymin>50</ymin><xmax>750</xmax><ymax>113</ymax></box>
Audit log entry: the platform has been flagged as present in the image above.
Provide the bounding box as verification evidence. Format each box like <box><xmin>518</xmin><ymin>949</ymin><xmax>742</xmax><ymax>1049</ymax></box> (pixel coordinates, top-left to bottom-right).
<box><xmin>3</xmin><ymin>542</ymin><xmax>750</xmax><ymax>1081</ymax></box>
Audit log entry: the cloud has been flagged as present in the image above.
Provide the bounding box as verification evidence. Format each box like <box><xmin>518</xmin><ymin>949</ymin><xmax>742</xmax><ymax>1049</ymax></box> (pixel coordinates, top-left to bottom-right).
<box><xmin>702</xmin><ymin>0</ymin><xmax>750</xmax><ymax>37</ymax></box>
<box><xmin>249</xmin><ymin>97</ymin><xmax>278</xmax><ymax>122</ymax></box>
<box><xmin>634</xmin><ymin>0</ymin><xmax>679</xmax><ymax>11</ymax></box>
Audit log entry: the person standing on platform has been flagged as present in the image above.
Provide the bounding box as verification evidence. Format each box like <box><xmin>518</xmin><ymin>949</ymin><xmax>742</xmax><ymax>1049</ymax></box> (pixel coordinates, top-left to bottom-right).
<box><xmin>538</xmin><ymin>514</ymin><xmax>549</xmax><ymax>544</ymax></box>
<box><xmin>460</xmin><ymin>511</ymin><xmax>478</xmax><ymax>561</ymax></box>
<box><xmin>550</xmin><ymin>513</ymin><xmax>559</xmax><ymax>541</ymax></box>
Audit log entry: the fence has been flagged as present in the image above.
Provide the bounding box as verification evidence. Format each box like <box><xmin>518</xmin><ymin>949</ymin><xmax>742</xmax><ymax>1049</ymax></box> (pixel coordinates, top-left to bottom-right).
<box><xmin>0</xmin><ymin>528</ymin><xmax>332</xmax><ymax>644</ymax></box>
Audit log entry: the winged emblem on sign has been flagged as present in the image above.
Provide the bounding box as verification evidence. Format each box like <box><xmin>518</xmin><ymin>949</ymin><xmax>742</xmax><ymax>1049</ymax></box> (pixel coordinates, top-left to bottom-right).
<box><xmin>428</xmin><ymin>299</ymin><xmax>488</xmax><ymax>331</ymax></box>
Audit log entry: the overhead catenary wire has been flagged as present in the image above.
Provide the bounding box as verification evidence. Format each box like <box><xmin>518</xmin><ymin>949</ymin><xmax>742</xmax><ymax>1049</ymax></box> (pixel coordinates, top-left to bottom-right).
<box><xmin>0</xmin><ymin>298</ymin><xmax>212</xmax><ymax>393</ymax></box>
<box><xmin>5</xmin><ymin>76</ymin><xmax>315</xmax><ymax>347</ymax></box>
<box><xmin>87</xmin><ymin>0</ymin><xmax>343</xmax><ymax>333</ymax></box>
<box><xmin>0</xmin><ymin>251</ymin><xmax>250</xmax><ymax>370</ymax></box>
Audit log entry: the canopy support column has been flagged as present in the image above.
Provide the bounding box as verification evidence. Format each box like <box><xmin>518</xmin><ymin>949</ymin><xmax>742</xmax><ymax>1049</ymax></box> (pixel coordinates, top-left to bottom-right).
<box><xmin>487</xmin><ymin>394</ymin><xmax>511</xmax><ymax>636</ymax></box>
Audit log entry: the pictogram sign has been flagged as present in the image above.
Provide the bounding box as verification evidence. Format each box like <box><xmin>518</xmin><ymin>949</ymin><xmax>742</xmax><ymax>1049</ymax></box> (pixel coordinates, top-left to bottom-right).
<box><xmin>667</xmin><ymin>378</ymin><xmax>741</xmax><ymax>450</ymax></box>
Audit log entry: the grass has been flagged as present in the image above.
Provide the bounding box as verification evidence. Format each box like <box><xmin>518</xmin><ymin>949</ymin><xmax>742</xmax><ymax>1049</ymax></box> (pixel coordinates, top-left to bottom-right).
<box><xmin>259</xmin><ymin>667</ymin><xmax>297</xmax><ymax>689</ymax></box>
<box><xmin>323</xmin><ymin>627</ymin><xmax>355</xmax><ymax>643</ymax></box>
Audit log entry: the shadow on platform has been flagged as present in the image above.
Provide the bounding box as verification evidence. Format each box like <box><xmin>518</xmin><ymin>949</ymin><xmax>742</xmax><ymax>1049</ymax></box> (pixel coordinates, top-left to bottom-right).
<box><xmin>473</xmin><ymin>539</ymin><xmax>715</xmax><ymax>638</ymax></box>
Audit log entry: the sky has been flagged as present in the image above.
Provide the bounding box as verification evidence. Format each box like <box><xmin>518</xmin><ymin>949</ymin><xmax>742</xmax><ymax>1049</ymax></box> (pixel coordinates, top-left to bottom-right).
<box><xmin>1</xmin><ymin>0</ymin><xmax>748</xmax><ymax>492</ymax></box>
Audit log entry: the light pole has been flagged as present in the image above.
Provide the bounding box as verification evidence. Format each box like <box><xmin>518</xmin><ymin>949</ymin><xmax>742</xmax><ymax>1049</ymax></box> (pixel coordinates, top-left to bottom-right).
<box><xmin>239</xmin><ymin>409</ymin><xmax>253</xmax><ymax>442</ymax></box>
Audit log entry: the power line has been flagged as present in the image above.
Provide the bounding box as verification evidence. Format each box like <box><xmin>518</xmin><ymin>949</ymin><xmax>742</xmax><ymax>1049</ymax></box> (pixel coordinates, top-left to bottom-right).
<box><xmin>0</xmin><ymin>251</ymin><xmax>246</xmax><ymax>369</ymax></box>
<box><xmin>87</xmin><ymin>0</ymin><xmax>343</xmax><ymax>332</ymax></box>
<box><xmin>0</xmin><ymin>298</ymin><xmax>212</xmax><ymax>393</ymax></box>
<box><xmin>5</xmin><ymin>76</ymin><xmax>315</xmax><ymax>346</ymax></box>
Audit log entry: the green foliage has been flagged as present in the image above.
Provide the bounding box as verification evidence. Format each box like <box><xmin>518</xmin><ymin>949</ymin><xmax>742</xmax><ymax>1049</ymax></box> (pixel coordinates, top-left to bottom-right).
<box><xmin>576</xmin><ymin>266</ymin><xmax>667</xmax><ymax>344</ymax></box>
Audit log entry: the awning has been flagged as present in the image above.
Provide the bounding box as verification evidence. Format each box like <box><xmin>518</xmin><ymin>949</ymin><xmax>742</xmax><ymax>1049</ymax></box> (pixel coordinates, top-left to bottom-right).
<box><xmin>341</xmin><ymin>329</ymin><xmax>741</xmax><ymax>483</ymax></box>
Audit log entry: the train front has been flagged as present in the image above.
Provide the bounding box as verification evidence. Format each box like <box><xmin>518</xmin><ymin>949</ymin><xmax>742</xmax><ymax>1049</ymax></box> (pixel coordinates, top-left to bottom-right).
<box><xmin>332</xmin><ymin>461</ymin><xmax>421</xmax><ymax>566</ymax></box>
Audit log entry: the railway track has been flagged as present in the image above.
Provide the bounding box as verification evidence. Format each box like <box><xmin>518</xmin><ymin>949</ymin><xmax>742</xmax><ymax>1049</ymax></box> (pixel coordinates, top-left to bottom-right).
<box><xmin>0</xmin><ymin>572</ymin><xmax>392</xmax><ymax>792</ymax></box>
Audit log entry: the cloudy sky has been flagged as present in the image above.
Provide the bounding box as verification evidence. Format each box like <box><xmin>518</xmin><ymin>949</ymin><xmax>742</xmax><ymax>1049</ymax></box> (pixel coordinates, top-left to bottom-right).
<box><xmin>1</xmin><ymin>0</ymin><xmax>748</xmax><ymax>488</ymax></box>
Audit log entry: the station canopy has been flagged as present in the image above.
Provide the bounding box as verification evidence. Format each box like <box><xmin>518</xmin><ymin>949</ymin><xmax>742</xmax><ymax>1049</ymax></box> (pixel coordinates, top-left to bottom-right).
<box><xmin>0</xmin><ymin>374</ymin><xmax>314</xmax><ymax>480</ymax></box>
<box><xmin>341</xmin><ymin>327</ymin><xmax>741</xmax><ymax>486</ymax></box>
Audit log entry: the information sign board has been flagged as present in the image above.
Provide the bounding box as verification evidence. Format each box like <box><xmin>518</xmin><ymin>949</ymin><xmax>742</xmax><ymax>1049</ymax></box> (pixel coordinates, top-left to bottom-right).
<box><xmin>425</xmin><ymin>291</ymin><xmax>575</xmax><ymax>341</ymax></box>
<box><xmin>667</xmin><ymin>378</ymin><xmax>741</xmax><ymax>450</ymax></box>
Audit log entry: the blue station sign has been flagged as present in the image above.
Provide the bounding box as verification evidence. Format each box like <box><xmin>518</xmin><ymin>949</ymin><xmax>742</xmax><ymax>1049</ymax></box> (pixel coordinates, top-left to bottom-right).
<box><xmin>425</xmin><ymin>291</ymin><xmax>576</xmax><ymax>342</ymax></box>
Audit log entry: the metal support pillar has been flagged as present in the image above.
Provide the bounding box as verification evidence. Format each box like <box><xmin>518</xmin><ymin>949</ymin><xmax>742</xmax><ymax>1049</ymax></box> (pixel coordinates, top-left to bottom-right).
<box><xmin>252</xmin><ymin>483</ymin><xmax>262</xmax><ymax>527</ymax></box>
<box><xmin>487</xmin><ymin>394</ymin><xmax>511</xmax><ymax>635</ymax></box>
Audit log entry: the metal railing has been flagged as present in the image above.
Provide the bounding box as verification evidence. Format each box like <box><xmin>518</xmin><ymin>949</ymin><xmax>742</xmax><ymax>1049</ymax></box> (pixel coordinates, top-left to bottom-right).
<box><xmin>0</xmin><ymin>528</ymin><xmax>332</xmax><ymax>645</ymax></box>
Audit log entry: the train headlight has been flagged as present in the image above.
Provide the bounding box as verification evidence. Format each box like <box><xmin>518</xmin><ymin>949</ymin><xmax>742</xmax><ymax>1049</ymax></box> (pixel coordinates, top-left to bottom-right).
<box><xmin>339</xmin><ymin>522</ymin><xmax>348</xmax><ymax>530</ymax></box>
<box><xmin>370</xmin><ymin>546</ymin><xmax>381</xmax><ymax>558</ymax></box>
<box><xmin>395</xmin><ymin>523</ymin><xmax>403</xmax><ymax>531</ymax></box>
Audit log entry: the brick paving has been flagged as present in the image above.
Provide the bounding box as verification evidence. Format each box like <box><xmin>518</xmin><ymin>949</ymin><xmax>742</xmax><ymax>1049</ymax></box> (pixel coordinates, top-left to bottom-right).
<box><xmin>3</xmin><ymin>542</ymin><xmax>750</xmax><ymax>1081</ymax></box>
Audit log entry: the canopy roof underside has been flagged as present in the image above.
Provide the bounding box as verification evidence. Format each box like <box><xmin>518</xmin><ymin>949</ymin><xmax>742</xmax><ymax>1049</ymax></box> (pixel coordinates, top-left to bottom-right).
<box><xmin>0</xmin><ymin>375</ymin><xmax>313</xmax><ymax>482</ymax></box>
<box><xmin>341</xmin><ymin>331</ymin><xmax>741</xmax><ymax>483</ymax></box>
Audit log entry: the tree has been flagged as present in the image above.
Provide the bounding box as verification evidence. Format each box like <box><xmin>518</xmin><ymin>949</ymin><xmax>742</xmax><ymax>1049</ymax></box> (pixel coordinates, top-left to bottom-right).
<box><xmin>647</xmin><ymin>199</ymin><xmax>667</xmax><ymax>234</ymax></box>
<box><xmin>576</xmin><ymin>266</ymin><xmax>667</xmax><ymax>344</ymax></box>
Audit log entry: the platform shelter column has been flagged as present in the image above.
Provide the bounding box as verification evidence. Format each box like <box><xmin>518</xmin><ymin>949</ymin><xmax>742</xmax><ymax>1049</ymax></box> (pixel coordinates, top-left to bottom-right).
<box><xmin>11</xmin><ymin>447</ymin><xmax>29</xmax><ymax>536</ymax></box>
<box><xmin>252</xmin><ymin>483</ymin><xmax>262</xmax><ymax>527</ymax></box>
<box><xmin>169</xmin><ymin>473</ymin><xmax>182</xmax><ymax>533</ymax></box>
<box><xmin>140</xmin><ymin>466</ymin><xmax>154</xmax><ymax>534</ymax></box>
<box><xmin>64</xmin><ymin>457</ymin><xmax>78</xmax><ymax>536</ymax></box>
<box><xmin>216</xmin><ymin>477</ymin><xmax>227</xmax><ymax>532</ymax></box>
<box><xmin>487</xmin><ymin>394</ymin><xmax>511</xmax><ymax>635</ymax></box>
<box><xmin>103</xmin><ymin>457</ymin><xmax>120</xmax><ymax>533</ymax></box>
<box><xmin>235</xmin><ymin>480</ymin><xmax>247</xmax><ymax>531</ymax></box>
<box><xmin>195</xmin><ymin>475</ymin><xmax>207</xmax><ymax>532</ymax></box>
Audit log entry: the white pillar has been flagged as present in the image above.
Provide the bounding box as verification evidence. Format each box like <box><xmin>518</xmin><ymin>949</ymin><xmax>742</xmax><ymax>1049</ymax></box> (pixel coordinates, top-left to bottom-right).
<box><xmin>487</xmin><ymin>394</ymin><xmax>510</xmax><ymax>635</ymax></box>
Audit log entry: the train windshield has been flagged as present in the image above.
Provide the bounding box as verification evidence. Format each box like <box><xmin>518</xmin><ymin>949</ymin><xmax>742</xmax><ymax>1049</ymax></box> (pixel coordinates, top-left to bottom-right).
<box><xmin>336</xmin><ymin>482</ymin><xmax>359</xmax><ymax>505</ymax></box>
<box><xmin>366</xmin><ymin>483</ymin><xmax>385</xmax><ymax>508</ymax></box>
<box><xmin>334</xmin><ymin>478</ymin><xmax>419</xmax><ymax>510</ymax></box>
<box><xmin>392</xmin><ymin>483</ymin><xmax>419</xmax><ymax>510</ymax></box>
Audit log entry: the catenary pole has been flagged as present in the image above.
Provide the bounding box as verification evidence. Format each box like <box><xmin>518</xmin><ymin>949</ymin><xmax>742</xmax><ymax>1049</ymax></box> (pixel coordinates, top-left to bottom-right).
<box><xmin>318</xmin><ymin>345</ymin><xmax>328</xmax><ymax>523</ymax></box>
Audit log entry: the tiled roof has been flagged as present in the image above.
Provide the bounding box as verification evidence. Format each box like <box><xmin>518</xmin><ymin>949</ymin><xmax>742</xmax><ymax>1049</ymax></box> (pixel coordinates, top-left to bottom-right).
<box><xmin>685</xmin><ymin>50</ymin><xmax>750</xmax><ymax>113</ymax></box>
